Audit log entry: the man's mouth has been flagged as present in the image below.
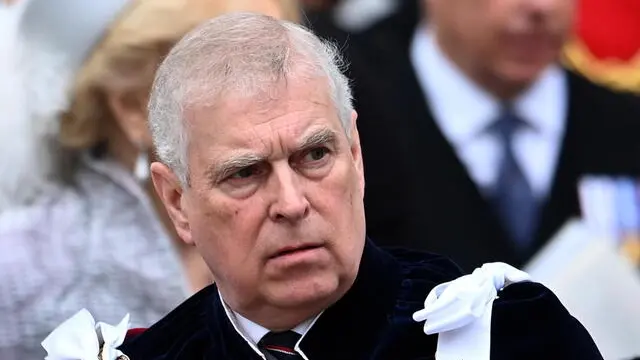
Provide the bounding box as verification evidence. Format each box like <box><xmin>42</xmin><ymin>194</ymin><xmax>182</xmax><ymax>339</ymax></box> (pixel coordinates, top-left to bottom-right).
<box><xmin>271</xmin><ymin>244</ymin><xmax>323</xmax><ymax>259</ymax></box>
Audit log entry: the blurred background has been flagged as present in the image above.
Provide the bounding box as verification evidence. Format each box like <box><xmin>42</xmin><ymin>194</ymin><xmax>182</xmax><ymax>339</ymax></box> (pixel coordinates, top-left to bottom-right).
<box><xmin>0</xmin><ymin>0</ymin><xmax>639</xmax><ymax>359</ymax></box>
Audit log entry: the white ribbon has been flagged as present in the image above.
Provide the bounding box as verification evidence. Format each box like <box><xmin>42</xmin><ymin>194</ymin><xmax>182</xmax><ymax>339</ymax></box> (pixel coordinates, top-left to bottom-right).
<box><xmin>42</xmin><ymin>308</ymin><xmax>130</xmax><ymax>360</ymax></box>
<box><xmin>412</xmin><ymin>262</ymin><xmax>531</xmax><ymax>360</ymax></box>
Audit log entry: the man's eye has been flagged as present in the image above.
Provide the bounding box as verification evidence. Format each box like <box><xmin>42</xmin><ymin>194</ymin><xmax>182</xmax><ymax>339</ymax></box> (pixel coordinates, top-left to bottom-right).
<box><xmin>230</xmin><ymin>166</ymin><xmax>257</xmax><ymax>179</ymax></box>
<box><xmin>304</xmin><ymin>147</ymin><xmax>329</xmax><ymax>162</ymax></box>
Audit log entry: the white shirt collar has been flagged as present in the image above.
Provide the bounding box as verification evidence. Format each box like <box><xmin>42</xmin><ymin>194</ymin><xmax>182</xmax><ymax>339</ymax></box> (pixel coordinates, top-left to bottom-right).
<box><xmin>410</xmin><ymin>25</ymin><xmax>567</xmax><ymax>196</ymax></box>
<box><xmin>411</xmin><ymin>25</ymin><xmax>566</xmax><ymax>145</ymax></box>
<box><xmin>218</xmin><ymin>290</ymin><xmax>322</xmax><ymax>359</ymax></box>
<box><xmin>233</xmin><ymin>308</ymin><xmax>316</xmax><ymax>345</ymax></box>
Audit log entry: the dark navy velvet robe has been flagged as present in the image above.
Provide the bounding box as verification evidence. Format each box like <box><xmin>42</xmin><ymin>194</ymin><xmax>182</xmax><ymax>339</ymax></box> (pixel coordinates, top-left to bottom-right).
<box><xmin>119</xmin><ymin>241</ymin><xmax>603</xmax><ymax>359</ymax></box>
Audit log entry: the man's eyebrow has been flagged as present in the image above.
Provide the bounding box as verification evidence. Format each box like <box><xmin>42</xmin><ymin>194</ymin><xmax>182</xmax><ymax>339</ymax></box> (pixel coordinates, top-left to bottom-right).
<box><xmin>206</xmin><ymin>128</ymin><xmax>338</xmax><ymax>184</ymax></box>
<box><xmin>298</xmin><ymin>128</ymin><xmax>338</xmax><ymax>150</ymax></box>
<box><xmin>207</xmin><ymin>153</ymin><xmax>265</xmax><ymax>184</ymax></box>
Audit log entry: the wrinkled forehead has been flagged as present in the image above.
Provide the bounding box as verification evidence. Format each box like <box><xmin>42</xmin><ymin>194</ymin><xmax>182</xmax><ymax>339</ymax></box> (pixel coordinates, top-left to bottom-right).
<box><xmin>184</xmin><ymin>75</ymin><xmax>341</xmax><ymax>149</ymax></box>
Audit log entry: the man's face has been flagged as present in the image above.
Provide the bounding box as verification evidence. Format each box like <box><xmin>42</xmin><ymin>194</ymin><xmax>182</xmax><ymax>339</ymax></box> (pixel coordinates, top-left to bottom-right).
<box><xmin>428</xmin><ymin>0</ymin><xmax>575</xmax><ymax>86</ymax></box>
<box><xmin>170</xmin><ymin>76</ymin><xmax>365</xmax><ymax>322</ymax></box>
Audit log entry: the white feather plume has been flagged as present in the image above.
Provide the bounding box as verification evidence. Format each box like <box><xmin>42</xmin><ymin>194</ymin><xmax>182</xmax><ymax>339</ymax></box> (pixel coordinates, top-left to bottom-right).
<box><xmin>0</xmin><ymin>2</ymin><xmax>61</xmax><ymax>211</ymax></box>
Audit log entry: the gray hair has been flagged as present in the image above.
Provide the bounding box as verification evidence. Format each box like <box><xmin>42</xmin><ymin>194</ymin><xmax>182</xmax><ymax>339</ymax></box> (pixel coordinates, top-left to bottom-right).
<box><xmin>148</xmin><ymin>12</ymin><xmax>354</xmax><ymax>186</ymax></box>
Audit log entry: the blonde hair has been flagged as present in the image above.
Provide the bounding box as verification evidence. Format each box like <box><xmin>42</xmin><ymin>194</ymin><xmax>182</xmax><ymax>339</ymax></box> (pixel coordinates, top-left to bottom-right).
<box><xmin>59</xmin><ymin>0</ymin><xmax>299</xmax><ymax>149</ymax></box>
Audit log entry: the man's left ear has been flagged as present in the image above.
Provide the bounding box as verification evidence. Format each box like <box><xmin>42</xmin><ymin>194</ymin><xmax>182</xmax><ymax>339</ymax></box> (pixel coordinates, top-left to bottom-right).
<box><xmin>150</xmin><ymin>162</ymin><xmax>193</xmax><ymax>245</ymax></box>
<box><xmin>349</xmin><ymin>110</ymin><xmax>365</xmax><ymax>193</ymax></box>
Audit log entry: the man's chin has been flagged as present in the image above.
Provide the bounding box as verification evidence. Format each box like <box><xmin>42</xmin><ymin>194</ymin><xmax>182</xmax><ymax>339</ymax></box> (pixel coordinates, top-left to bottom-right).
<box><xmin>498</xmin><ymin>61</ymin><xmax>550</xmax><ymax>88</ymax></box>
<box><xmin>266</xmin><ymin>276</ymin><xmax>344</xmax><ymax>309</ymax></box>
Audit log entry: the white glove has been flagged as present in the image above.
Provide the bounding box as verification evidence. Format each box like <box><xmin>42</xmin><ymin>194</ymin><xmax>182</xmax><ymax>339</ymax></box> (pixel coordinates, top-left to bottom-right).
<box><xmin>413</xmin><ymin>262</ymin><xmax>531</xmax><ymax>360</ymax></box>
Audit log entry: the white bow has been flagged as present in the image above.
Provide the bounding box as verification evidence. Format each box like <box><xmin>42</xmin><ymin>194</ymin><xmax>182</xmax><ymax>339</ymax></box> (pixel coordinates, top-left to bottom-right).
<box><xmin>413</xmin><ymin>262</ymin><xmax>531</xmax><ymax>360</ymax></box>
<box><xmin>42</xmin><ymin>308</ymin><xmax>130</xmax><ymax>360</ymax></box>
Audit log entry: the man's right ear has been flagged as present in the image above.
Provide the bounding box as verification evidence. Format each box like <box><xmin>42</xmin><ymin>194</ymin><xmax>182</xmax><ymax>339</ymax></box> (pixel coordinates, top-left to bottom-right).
<box><xmin>348</xmin><ymin>110</ymin><xmax>365</xmax><ymax>196</ymax></box>
<box><xmin>150</xmin><ymin>162</ymin><xmax>193</xmax><ymax>245</ymax></box>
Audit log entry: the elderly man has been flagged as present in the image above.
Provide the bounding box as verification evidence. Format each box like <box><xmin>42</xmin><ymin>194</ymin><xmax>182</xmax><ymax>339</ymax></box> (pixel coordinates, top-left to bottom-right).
<box><xmin>44</xmin><ymin>13</ymin><xmax>602</xmax><ymax>360</ymax></box>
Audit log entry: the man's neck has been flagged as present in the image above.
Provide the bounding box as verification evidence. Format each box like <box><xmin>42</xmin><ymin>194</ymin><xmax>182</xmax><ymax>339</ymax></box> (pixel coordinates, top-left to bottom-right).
<box><xmin>218</xmin><ymin>289</ymin><xmax>323</xmax><ymax>348</ymax></box>
<box><xmin>228</xmin><ymin>297</ymin><xmax>332</xmax><ymax>332</ymax></box>
<box><xmin>234</xmin><ymin>308</ymin><xmax>320</xmax><ymax>345</ymax></box>
<box><xmin>217</xmin><ymin>274</ymin><xmax>352</xmax><ymax>331</ymax></box>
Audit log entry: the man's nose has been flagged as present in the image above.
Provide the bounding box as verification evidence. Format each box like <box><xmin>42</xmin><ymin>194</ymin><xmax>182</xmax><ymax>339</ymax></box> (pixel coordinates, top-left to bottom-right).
<box><xmin>268</xmin><ymin>163</ymin><xmax>310</xmax><ymax>223</ymax></box>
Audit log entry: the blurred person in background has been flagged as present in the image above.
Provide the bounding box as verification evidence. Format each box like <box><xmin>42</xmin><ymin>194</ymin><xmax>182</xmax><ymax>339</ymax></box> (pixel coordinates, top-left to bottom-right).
<box><xmin>0</xmin><ymin>0</ymin><xmax>47</xmax><ymax>211</ymax></box>
<box><xmin>0</xmin><ymin>0</ymin><xmax>299</xmax><ymax>358</ymax></box>
<box><xmin>332</xmin><ymin>0</ymin><xmax>640</xmax><ymax>271</ymax></box>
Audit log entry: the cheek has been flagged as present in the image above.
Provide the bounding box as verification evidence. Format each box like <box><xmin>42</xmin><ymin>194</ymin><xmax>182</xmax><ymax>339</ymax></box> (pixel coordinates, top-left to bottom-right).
<box><xmin>326</xmin><ymin>168</ymin><xmax>367</xmax><ymax>267</ymax></box>
<box><xmin>312</xmin><ymin>163</ymin><xmax>365</xmax><ymax>232</ymax></box>
<box><xmin>559</xmin><ymin>3</ymin><xmax>576</xmax><ymax>29</ymax></box>
<box><xmin>188</xmin><ymin>192</ymin><xmax>263</xmax><ymax>264</ymax></box>
<box><xmin>452</xmin><ymin>9</ymin><xmax>496</xmax><ymax>52</ymax></box>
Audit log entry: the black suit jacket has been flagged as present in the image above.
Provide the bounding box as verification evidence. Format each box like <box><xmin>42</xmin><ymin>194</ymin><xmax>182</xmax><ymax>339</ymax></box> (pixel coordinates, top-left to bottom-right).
<box><xmin>119</xmin><ymin>241</ymin><xmax>602</xmax><ymax>359</ymax></box>
<box><xmin>310</xmin><ymin>2</ymin><xmax>640</xmax><ymax>271</ymax></box>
